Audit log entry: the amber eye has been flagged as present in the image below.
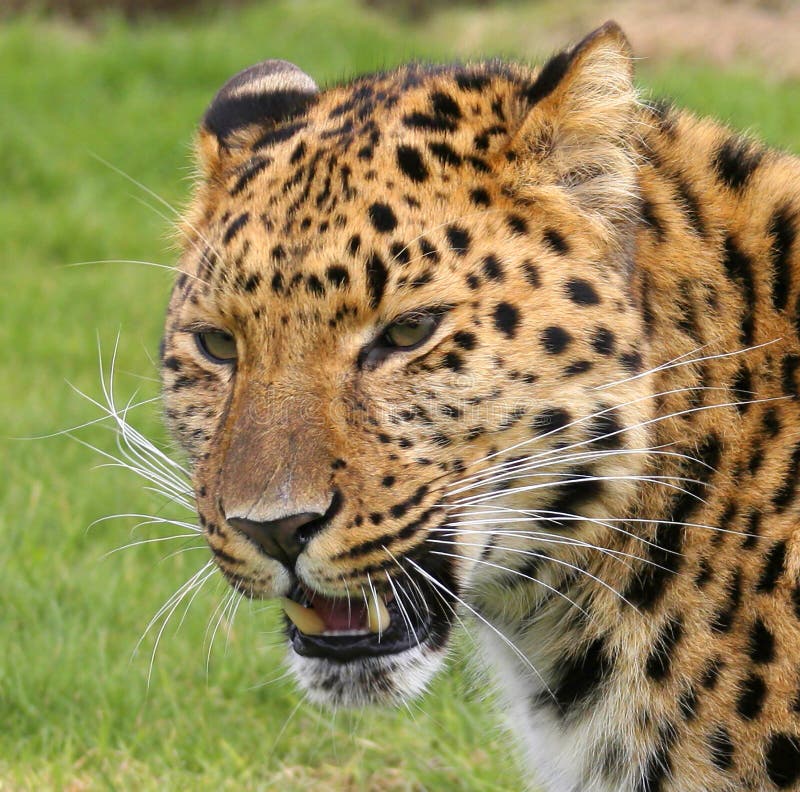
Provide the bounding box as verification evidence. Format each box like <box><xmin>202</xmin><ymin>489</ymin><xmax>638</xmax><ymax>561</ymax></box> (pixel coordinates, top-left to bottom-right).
<box><xmin>195</xmin><ymin>330</ymin><xmax>237</xmax><ymax>363</ymax></box>
<box><xmin>384</xmin><ymin>315</ymin><xmax>439</xmax><ymax>349</ymax></box>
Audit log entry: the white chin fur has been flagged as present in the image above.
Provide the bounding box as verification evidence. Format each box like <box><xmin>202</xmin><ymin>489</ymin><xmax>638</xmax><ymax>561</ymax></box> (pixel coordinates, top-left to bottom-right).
<box><xmin>286</xmin><ymin>642</ymin><xmax>447</xmax><ymax>708</ymax></box>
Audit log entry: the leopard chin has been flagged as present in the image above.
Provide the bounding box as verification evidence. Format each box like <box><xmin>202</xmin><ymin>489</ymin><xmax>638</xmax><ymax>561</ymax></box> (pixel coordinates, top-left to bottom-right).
<box><xmin>287</xmin><ymin>643</ymin><xmax>448</xmax><ymax>709</ymax></box>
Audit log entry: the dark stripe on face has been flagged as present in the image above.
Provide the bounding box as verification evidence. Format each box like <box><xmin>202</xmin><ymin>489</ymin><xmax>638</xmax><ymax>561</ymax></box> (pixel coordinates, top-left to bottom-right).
<box><xmin>223</xmin><ymin>212</ymin><xmax>250</xmax><ymax>244</ymax></box>
<box><xmin>365</xmin><ymin>252</ymin><xmax>388</xmax><ymax>309</ymax></box>
<box><xmin>230</xmin><ymin>156</ymin><xmax>271</xmax><ymax>196</ymax></box>
<box><xmin>712</xmin><ymin>135</ymin><xmax>763</xmax><ymax>191</ymax></box>
<box><xmin>769</xmin><ymin>205</ymin><xmax>796</xmax><ymax>312</ymax></box>
<box><xmin>722</xmin><ymin>235</ymin><xmax>756</xmax><ymax>344</ymax></box>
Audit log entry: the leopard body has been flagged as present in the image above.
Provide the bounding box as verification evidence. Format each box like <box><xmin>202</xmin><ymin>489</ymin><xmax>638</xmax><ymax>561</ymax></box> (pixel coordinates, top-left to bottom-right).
<box><xmin>159</xmin><ymin>23</ymin><xmax>800</xmax><ymax>790</ymax></box>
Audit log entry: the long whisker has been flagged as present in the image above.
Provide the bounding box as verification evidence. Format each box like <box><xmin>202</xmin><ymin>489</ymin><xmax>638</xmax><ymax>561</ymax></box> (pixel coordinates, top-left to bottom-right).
<box><xmin>103</xmin><ymin>533</ymin><xmax>201</xmax><ymax>557</ymax></box>
<box><xmin>402</xmin><ymin>555</ymin><xmax>558</xmax><ymax>704</ymax></box>
<box><xmin>594</xmin><ymin>337</ymin><xmax>781</xmax><ymax>391</ymax></box>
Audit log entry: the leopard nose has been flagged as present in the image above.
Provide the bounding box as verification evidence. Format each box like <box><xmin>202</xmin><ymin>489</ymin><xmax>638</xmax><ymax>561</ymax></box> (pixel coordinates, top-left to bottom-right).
<box><xmin>227</xmin><ymin>512</ymin><xmax>323</xmax><ymax>568</ymax></box>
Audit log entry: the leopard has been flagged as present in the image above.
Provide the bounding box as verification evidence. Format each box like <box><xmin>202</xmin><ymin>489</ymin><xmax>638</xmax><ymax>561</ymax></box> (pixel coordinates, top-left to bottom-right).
<box><xmin>157</xmin><ymin>21</ymin><xmax>800</xmax><ymax>791</ymax></box>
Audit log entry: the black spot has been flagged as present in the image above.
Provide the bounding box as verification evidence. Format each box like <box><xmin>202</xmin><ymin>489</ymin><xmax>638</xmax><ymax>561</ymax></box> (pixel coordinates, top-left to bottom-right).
<box><xmin>271</xmin><ymin>272</ymin><xmax>284</xmax><ymax>293</ymax></box>
<box><xmin>243</xmin><ymin>273</ymin><xmax>261</xmax><ymax>293</ymax></box>
<box><xmin>545</xmin><ymin>466</ymin><xmax>603</xmax><ymax>519</ymax></box>
<box><xmin>389</xmin><ymin>242</ymin><xmax>409</xmax><ymax>266</ymax></box>
<box><xmin>764</xmin><ymin>407</ymin><xmax>782</xmax><ymax>437</ymax></box>
<box><xmin>766</xmin><ymin>733</ymin><xmax>800</xmax><ymax>788</ymax></box>
<box><xmin>470</xmin><ymin>187</ymin><xmax>491</xmax><ymax>206</ymax></box>
<box><xmin>722</xmin><ymin>235</ymin><xmax>756</xmax><ymax>345</ymax></box>
<box><xmin>566</xmin><ymin>278</ymin><xmax>600</xmax><ymax>306</ymax></box>
<box><xmin>396</xmin><ymin>145</ymin><xmax>428</xmax><ymax>182</ymax></box>
<box><xmin>453</xmin><ymin>331</ymin><xmax>477</xmax><ymax>350</ymax></box>
<box><xmin>446</xmin><ymin>225</ymin><xmax>471</xmax><ymax>255</ymax></box>
<box><xmin>523</xmin><ymin>49</ymin><xmax>572</xmax><ymax>105</ymax></box>
<box><xmin>522</xmin><ymin>261</ymin><xmax>541</xmax><ymax>289</ymax></box>
<box><xmin>455</xmin><ymin>71</ymin><xmax>490</xmax><ymax>91</ymax></box>
<box><xmin>534</xmin><ymin>408</ymin><xmax>571</xmax><ymax>434</ymax></box>
<box><xmin>592</xmin><ymin>327</ymin><xmax>616</xmax><ymax>356</ymax></box>
<box><xmin>507</xmin><ymin>214</ymin><xmax>528</xmax><ymax>235</ymax></box>
<box><xmin>711</xmin><ymin>568</ymin><xmax>742</xmax><ymax>633</ymax></box>
<box><xmin>772</xmin><ymin>441</ymin><xmax>800</xmax><ymax>511</ymax></box>
<box><xmin>306</xmin><ymin>274</ymin><xmax>325</xmax><ymax>297</ymax></box>
<box><xmin>482</xmin><ymin>255</ymin><xmax>504</xmax><ymax>281</ymax></box>
<box><xmin>620</xmin><ymin>351</ymin><xmax>643</xmax><ymax>372</ymax></box>
<box><xmin>624</xmin><ymin>522</ymin><xmax>685</xmax><ymax>612</ymax></box>
<box><xmin>713</xmin><ymin>136</ymin><xmax>763</xmax><ymax>191</ymax></box>
<box><xmin>381</xmin><ymin>475</ymin><xmax>395</xmax><ymax>488</ymax></box>
<box><xmin>708</xmin><ymin>726</ymin><xmax>734</xmax><ymax>771</ymax></box>
<box><xmin>466</xmin><ymin>155</ymin><xmax>490</xmax><ymax>173</ymax></box>
<box><xmin>782</xmin><ymin>353</ymin><xmax>800</xmax><ymax>396</ymax></box>
<box><xmin>564</xmin><ymin>360</ymin><xmax>592</xmax><ymax>376</ymax></box>
<box><xmin>428</xmin><ymin>141</ymin><xmax>462</xmax><ymax>167</ymax></box>
<box><xmin>543</xmin><ymin>228</ymin><xmax>569</xmax><ymax>254</ymax></box>
<box><xmin>588</xmin><ymin>411</ymin><xmax>623</xmax><ymax>450</ymax></box>
<box><xmin>231</xmin><ymin>156</ymin><xmax>270</xmax><ymax>196</ymax></box>
<box><xmin>493</xmin><ymin>302</ymin><xmax>520</xmax><ymax>339</ymax></box>
<box><xmin>701</xmin><ymin>657</ymin><xmax>723</xmax><ymax>690</ymax></box>
<box><xmin>769</xmin><ymin>205</ymin><xmax>796</xmax><ymax>312</ymax></box>
<box><xmin>548</xmin><ymin>637</ymin><xmax>612</xmax><ymax>715</ymax></box>
<box><xmin>541</xmin><ymin>326</ymin><xmax>572</xmax><ymax>354</ymax></box>
<box><xmin>368</xmin><ymin>202</ymin><xmax>397</xmax><ymax>233</ymax></box>
<box><xmin>695</xmin><ymin>557</ymin><xmax>712</xmax><ymax>588</ymax></box>
<box><xmin>290</xmin><ymin>141</ymin><xmax>306</xmax><ymax>164</ymax></box>
<box><xmin>326</xmin><ymin>265</ymin><xmax>350</xmax><ymax>288</ymax></box>
<box><xmin>675</xmin><ymin>178</ymin><xmax>705</xmax><ymax>237</ymax></box>
<box><xmin>365</xmin><ymin>253</ymin><xmax>388</xmax><ymax>309</ymax></box>
<box><xmin>646</xmin><ymin>616</ymin><xmax>683</xmax><ymax>682</ymax></box>
<box><xmin>442</xmin><ymin>351</ymin><xmax>463</xmax><ymax>372</ymax></box>
<box><xmin>403</xmin><ymin>112</ymin><xmax>457</xmax><ymax>133</ymax></box>
<box><xmin>347</xmin><ymin>235</ymin><xmax>361</xmax><ymax>256</ymax></box>
<box><xmin>430</xmin><ymin>91</ymin><xmax>462</xmax><ymax>119</ymax></box>
<box><xmin>252</xmin><ymin>119</ymin><xmax>307</xmax><ymax>151</ymax></box>
<box><xmin>748</xmin><ymin>618</ymin><xmax>775</xmax><ymax>664</ymax></box>
<box><xmin>757</xmin><ymin>541</ymin><xmax>786</xmax><ymax>593</ymax></box>
<box><xmin>223</xmin><ymin>212</ymin><xmax>250</xmax><ymax>244</ymax></box>
<box><xmin>418</xmin><ymin>238</ymin><xmax>440</xmax><ymax>263</ymax></box>
<box><xmin>737</xmin><ymin>673</ymin><xmax>766</xmax><ymax>720</ymax></box>
<box><xmin>742</xmin><ymin>509</ymin><xmax>762</xmax><ymax>550</ymax></box>
<box><xmin>731</xmin><ymin>364</ymin><xmax>752</xmax><ymax>413</ymax></box>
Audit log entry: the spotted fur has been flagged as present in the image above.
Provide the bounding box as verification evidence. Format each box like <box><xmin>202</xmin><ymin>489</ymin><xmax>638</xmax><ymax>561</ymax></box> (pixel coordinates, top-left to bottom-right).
<box><xmin>159</xmin><ymin>22</ymin><xmax>800</xmax><ymax>792</ymax></box>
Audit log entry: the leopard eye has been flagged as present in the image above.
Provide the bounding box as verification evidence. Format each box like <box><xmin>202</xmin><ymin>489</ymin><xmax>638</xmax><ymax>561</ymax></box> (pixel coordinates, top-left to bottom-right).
<box><xmin>384</xmin><ymin>315</ymin><xmax>439</xmax><ymax>349</ymax></box>
<box><xmin>195</xmin><ymin>330</ymin><xmax>237</xmax><ymax>364</ymax></box>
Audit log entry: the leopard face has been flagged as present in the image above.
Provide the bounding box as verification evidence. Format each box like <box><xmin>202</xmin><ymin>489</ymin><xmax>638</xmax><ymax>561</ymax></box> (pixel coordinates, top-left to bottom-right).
<box><xmin>160</xmin><ymin>25</ymin><xmax>652</xmax><ymax>708</ymax></box>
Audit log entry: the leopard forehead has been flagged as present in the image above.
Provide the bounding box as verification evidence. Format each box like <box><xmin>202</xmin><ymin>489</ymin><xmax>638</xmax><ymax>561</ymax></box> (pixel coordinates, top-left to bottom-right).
<box><xmin>176</xmin><ymin>61</ymin><xmax>607</xmax><ymax>332</ymax></box>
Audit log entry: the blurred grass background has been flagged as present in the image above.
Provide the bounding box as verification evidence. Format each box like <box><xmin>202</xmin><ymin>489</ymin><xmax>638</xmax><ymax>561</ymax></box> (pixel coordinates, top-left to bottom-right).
<box><xmin>1</xmin><ymin>1</ymin><xmax>799</xmax><ymax>789</ymax></box>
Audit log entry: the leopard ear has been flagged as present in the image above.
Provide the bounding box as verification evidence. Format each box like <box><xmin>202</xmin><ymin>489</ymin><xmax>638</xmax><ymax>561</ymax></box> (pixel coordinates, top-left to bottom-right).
<box><xmin>198</xmin><ymin>59</ymin><xmax>318</xmax><ymax>176</ymax></box>
<box><xmin>510</xmin><ymin>22</ymin><xmax>639</xmax><ymax>242</ymax></box>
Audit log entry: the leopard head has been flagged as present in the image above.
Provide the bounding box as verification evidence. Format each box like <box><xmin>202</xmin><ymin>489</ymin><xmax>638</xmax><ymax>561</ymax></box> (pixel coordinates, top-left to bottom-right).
<box><xmin>160</xmin><ymin>22</ymin><xmax>653</xmax><ymax>707</ymax></box>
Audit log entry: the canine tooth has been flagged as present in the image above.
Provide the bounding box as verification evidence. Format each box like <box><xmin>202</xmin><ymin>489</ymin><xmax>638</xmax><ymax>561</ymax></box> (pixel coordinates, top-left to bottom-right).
<box><xmin>367</xmin><ymin>595</ymin><xmax>391</xmax><ymax>634</ymax></box>
<box><xmin>281</xmin><ymin>598</ymin><xmax>325</xmax><ymax>636</ymax></box>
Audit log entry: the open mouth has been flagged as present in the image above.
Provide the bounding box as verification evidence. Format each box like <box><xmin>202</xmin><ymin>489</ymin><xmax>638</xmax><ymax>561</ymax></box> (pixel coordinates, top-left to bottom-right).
<box><xmin>282</xmin><ymin>582</ymin><xmax>434</xmax><ymax>662</ymax></box>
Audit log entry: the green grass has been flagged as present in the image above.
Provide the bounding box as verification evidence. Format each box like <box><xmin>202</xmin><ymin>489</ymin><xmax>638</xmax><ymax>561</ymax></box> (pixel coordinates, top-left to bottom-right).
<box><xmin>1</xmin><ymin>1</ymin><xmax>799</xmax><ymax>789</ymax></box>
